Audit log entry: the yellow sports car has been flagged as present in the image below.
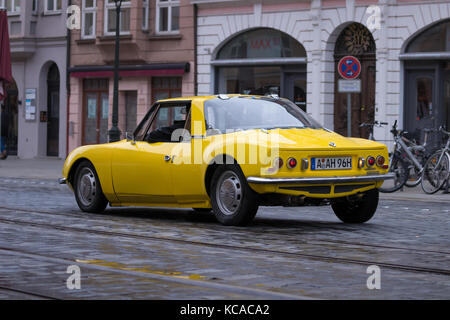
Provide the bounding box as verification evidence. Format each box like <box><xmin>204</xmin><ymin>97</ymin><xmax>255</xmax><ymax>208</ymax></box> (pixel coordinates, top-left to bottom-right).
<box><xmin>60</xmin><ymin>95</ymin><xmax>394</xmax><ymax>226</ymax></box>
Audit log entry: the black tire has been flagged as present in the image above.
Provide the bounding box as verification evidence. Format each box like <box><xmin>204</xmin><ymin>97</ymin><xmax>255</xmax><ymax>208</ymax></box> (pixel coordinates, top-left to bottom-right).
<box><xmin>210</xmin><ymin>164</ymin><xmax>259</xmax><ymax>226</ymax></box>
<box><xmin>379</xmin><ymin>155</ymin><xmax>409</xmax><ymax>193</ymax></box>
<box><xmin>74</xmin><ymin>161</ymin><xmax>108</xmax><ymax>213</ymax></box>
<box><xmin>331</xmin><ymin>188</ymin><xmax>379</xmax><ymax>224</ymax></box>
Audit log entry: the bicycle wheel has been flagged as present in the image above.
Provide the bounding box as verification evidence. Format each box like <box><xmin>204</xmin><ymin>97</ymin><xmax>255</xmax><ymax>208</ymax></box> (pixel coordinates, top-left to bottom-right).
<box><xmin>379</xmin><ymin>155</ymin><xmax>409</xmax><ymax>193</ymax></box>
<box><xmin>421</xmin><ymin>150</ymin><xmax>450</xmax><ymax>194</ymax></box>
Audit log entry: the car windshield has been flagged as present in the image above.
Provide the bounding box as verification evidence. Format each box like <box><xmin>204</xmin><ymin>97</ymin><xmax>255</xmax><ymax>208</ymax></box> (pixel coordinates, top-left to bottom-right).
<box><xmin>204</xmin><ymin>96</ymin><xmax>322</xmax><ymax>134</ymax></box>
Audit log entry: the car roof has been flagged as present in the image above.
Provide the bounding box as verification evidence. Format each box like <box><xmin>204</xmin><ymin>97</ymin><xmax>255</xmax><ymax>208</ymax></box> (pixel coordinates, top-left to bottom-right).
<box><xmin>155</xmin><ymin>94</ymin><xmax>283</xmax><ymax>104</ymax></box>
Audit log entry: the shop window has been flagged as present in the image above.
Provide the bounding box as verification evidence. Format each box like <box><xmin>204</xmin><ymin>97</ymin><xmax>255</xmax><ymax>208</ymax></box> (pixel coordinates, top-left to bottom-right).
<box><xmin>217</xmin><ymin>28</ymin><xmax>306</xmax><ymax>59</ymax></box>
<box><xmin>152</xmin><ymin>77</ymin><xmax>182</xmax><ymax>103</ymax></box>
<box><xmin>406</xmin><ymin>20</ymin><xmax>450</xmax><ymax>53</ymax></box>
<box><xmin>217</xmin><ymin>66</ymin><xmax>281</xmax><ymax>96</ymax></box>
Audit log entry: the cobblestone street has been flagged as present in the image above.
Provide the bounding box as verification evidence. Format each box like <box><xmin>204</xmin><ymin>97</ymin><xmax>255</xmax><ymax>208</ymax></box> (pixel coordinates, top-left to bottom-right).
<box><xmin>0</xmin><ymin>175</ymin><xmax>448</xmax><ymax>300</ymax></box>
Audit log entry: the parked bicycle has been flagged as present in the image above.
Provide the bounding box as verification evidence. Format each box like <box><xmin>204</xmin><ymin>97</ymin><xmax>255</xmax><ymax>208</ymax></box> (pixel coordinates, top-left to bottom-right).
<box><xmin>398</xmin><ymin>128</ymin><xmax>435</xmax><ymax>188</ymax></box>
<box><xmin>360</xmin><ymin>121</ymin><xmax>409</xmax><ymax>192</ymax></box>
<box><xmin>421</xmin><ymin>126</ymin><xmax>450</xmax><ymax>194</ymax></box>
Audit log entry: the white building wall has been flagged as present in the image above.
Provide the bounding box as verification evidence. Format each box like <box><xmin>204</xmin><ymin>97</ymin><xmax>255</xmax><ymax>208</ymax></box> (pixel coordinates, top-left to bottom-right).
<box><xmin>196</xmin><ymin>0</ymin><xmax>450</xmax><ymax>150</ymax></box>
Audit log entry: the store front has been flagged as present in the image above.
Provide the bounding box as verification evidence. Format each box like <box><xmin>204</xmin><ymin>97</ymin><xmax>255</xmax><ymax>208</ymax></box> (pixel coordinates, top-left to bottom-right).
<box><xmin>212</xmin><ymin>28</ymin><xmax>307</xmax><ymax>111</ymax></box>
<box><xmin>401</xmin><ymin>19</ymin><xmax>450</xmax><ymax>146</ymax></box>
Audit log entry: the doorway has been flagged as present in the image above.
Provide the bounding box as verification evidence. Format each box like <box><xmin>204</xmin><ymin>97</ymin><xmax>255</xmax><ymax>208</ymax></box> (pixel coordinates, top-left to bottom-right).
<box><xmin>404</xmin><ymin>69</ymin><xmax>436</xmax><ymax>139</ymax></box>
<box><xmin>125</xmin><ymin>91</ymin><xmax>137</xmax><ymax>134</ymax></box>
<box><xmin>2</xmin><ymin>79</ymin><xmax>18</xmax><ymax>156</ymax></box>
<box><xmin>82</xmin><ymin>79</ymin><xmax>109</xmax><ymax>145</ymax></box>
<box><xmin>334</xmin><ymin>23</ymin><xmax>376</xmax><ymax>138</ymax></box>
<box><xmin>47</xmin><ymin>63</ymin><xmax>60</xmax><ymax>157</ymax></box>
<box><xmin>283</xmin><ymin>72</ymin><xmax>307</xmax><ymax>112</ymax></box>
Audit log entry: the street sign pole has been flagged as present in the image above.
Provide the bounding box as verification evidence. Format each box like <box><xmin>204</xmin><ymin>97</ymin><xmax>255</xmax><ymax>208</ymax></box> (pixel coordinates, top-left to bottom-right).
<box><xmin>338</xmin><ymin>56</ymin><xmax>362</xmax><ymax>137</ymax></box>
<box><xmin>347</xmin><ymin>93</ymin><xmax>351</xmax><ymax>137</ymax></box>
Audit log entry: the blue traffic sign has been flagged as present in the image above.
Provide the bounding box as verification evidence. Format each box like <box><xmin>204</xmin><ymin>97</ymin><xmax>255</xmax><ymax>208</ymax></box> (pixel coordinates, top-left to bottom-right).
<box><xmin>338</xmin><ymin>56</ymin><xmax>361</xmax><ymax>80</ymax></box>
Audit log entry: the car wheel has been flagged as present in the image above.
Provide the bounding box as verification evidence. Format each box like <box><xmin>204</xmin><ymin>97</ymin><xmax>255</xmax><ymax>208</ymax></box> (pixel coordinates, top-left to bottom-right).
<box><xmin>210</xmin><ymin>165</ymin><xmax>259</xmax><ymax>226</ymax></box>
<box><xmin>74</xmin><ymin>161</ymin><xmax>108</xmax><ymax>213</ymax></box>
<box><xmin>331</xmin><ymin>188</ymin><xmax>379</xmax><ymax>224</ymax></box>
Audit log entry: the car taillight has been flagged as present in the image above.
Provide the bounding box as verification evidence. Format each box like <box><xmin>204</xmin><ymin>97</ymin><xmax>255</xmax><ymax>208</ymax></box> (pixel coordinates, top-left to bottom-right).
<box><xmin>287</xmin><ymin>158</ymin><xmax>297</xmax><ymax>169</ymax></box>
<box><xmin>376</xmin><ymin>156</ymin><xmax>385</xmax><ymax>167</ymax></box>
<box><xmin>367</xmin><ymin>156</ymin><xmax>376</xmax><ymax>167</ymax></box>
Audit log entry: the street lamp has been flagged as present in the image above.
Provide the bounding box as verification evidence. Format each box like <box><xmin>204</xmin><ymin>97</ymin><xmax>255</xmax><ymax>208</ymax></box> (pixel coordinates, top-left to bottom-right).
<box><xmin>108</xmin><ymin>0</ymin><xmax>123</xmax><ymax>143</ymax></box>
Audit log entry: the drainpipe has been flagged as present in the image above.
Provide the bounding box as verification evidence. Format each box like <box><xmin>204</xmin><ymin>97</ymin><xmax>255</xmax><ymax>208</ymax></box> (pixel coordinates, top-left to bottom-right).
<box><xmin>65</xmin><ymin>0</ymin><xmax>72</xmax><ymax>158</ymax></box>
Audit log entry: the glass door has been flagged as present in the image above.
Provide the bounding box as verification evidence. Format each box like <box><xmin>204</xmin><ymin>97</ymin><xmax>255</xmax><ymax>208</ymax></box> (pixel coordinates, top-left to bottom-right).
<box><xmin>283</xmin><ymin>72</ymin><xmax>306</xmax><ymax>112</ymax></box>
<box><xmin>82</xmin><ymin>79</ymin><xmax>109</xmax><ymax>145</ymax></box>
<box><xmin>405</xmin><ymin>70</ymin><xmax>436</xmax><ymax>142</ymax></box>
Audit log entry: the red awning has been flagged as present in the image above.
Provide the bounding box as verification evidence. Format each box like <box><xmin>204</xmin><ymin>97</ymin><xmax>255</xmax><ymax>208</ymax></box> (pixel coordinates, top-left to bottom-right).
<box><xmin>0</xmin><ymin>10</ymin><xmax>12</xmax><ymax>102</ymax></box>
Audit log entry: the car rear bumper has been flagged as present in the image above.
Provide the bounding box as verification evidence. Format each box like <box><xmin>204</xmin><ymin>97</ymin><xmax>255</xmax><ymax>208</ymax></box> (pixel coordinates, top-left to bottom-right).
<box><xmin>247</xmin><ymin>173</ymin><xmax>395</xmax><ymax>185</ymax></box>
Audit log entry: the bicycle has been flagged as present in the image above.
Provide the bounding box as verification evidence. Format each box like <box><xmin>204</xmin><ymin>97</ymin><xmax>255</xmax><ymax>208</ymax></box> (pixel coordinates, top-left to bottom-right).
<box><xmin>421</xmin><ymin>127</ymin><xmax>450</xmax><ymax>194</ymax></box>
<box><xmin>360</xmin><ymin>120</ymin><xmax>409</xmax><ymax>193</ymax></box>
<box><xmin>399</xmin><ymin>128</ymin><xmax>435</xmax><ymax>188</ymax></box>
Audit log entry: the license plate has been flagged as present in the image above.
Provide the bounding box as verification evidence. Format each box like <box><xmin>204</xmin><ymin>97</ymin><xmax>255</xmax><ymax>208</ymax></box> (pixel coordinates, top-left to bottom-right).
<box><xmin>311</xmin><ymin>157</ymin><xmax>352</xmax><ymax>170</ymax></box>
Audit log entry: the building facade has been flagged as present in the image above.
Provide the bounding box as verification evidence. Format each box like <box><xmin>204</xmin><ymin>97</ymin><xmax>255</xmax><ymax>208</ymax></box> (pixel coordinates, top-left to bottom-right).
<box><xmin>194</xmin><ymin>0</ymin><xmax>450</xmax><ymax>148</ymax></box>
<box><xmin>68</xmin><ymin>0</ymin><xmax>195</xmax><ymax>153</ymax></box>
<box><xmin>2</xmin><ymin>0</ymin><xmax>68</xmax><ymax>159</ymax></box>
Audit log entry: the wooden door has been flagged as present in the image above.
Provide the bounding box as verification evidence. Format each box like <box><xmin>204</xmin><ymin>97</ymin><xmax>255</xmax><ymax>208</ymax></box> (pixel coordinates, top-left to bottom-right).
<box><xmin>333</xmin><ymin>23</ymin><xmax>376</xmax><ymax>138</ymax></box>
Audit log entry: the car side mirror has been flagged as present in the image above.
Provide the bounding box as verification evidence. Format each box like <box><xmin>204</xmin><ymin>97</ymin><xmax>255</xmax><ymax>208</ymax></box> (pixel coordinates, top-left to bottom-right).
<box><xmin>126</xmin><ymin>132</ymin><xmax>136</xmax><ymax>145</ymax></box>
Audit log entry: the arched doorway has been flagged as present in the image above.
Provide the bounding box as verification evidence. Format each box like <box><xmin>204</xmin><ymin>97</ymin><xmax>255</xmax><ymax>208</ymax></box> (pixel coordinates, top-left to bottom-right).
<box><xmin>213</xmin><ymin>28</ymin><xmax>307</xmax><ymax>111</ymax></box>
<box><xmin>47</xmin><ymin>63</ymin><xmax>60</xmax><ymax>157</ymax></box>
<box><xmin>402</xmin><ymin>19</ymin><xmax>450</xmax><ymax>147</ymax></box>
<box><xmin>334</xmin><ymin>23</ymin><xmax>376</xmax><ymax>137</ymax></box>
<box><xmin>1</xmin><ymin>79</ymin><xmax>19</xmax><ymax>156</ymax></box>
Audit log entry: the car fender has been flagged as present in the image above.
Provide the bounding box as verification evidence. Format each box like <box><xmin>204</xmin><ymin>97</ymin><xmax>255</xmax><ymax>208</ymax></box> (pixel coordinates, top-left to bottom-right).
<box><xmin>62</xmin><ymin>143</ymin><xmax>118</xmax><ymax>203</ymax></box>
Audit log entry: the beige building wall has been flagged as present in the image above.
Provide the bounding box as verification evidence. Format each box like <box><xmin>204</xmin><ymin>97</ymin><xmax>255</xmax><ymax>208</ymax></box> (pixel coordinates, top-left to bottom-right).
<box><xmin>68</xmin><ymin>0</ymin><xmax>195</xmax><ymax>153</ymax></box>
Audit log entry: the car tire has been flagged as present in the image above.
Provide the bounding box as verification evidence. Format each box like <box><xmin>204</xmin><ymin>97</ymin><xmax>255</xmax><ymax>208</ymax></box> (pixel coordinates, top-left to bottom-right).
<box><xmin>331</xmin><ymin>188</ymin><xmax>379</xmax><ymax>224</ymax></box>
<box><xmin>210</xmin><ymin>164</ymin><xmax>259</xmax><ymax>226</ymax></box>
<box><xmin>74</xmin><ymin>161</ymin><xmax>108</xmax><ymax>213</ymax></box>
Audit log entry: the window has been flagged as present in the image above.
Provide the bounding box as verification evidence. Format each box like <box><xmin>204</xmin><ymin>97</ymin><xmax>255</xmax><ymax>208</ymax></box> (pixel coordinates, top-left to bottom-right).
<box><xmin>156</xmin><ymin>0</ymin><xmax>180</xmax><ymax>34</ymax></box>
<box><xmin>104</xmin><ymin>0</ymin><xmax>131</xmax><ymax>35</ymax></box>
<box><xmin>146</xmin><ymin>104</ymin><xmax>190</xmax><ymax>143</ymax></box>
<box><xmin>45</xmin><ymin>0</ymin><xmax>62</xmax><ymax>14</ymax></box>
<box><xmin>82</xmin><ymin>0</ymin><xmax>96</xmax><ymax>39</ymax></box>
<box><xmin>0</xmin><ymin>0</ymin><xmax>21</xmax><ymax>15</ymax></box>
<box><xmin>204</xmin><ymin>97</ymin><xmax>321</xmax><ymax>135</ymax></box>
<box><xmin>217</xmin><ymin>28</ymin><xmax>306</xmax><ymax>60</ymax></box>
<box><xmin>406</xmin><ymin>20</ymin><xmax>450</xmax><ymax>53</ymax></box>
<box><xmin>152</xmin><ymin>77</ymin><xmax>182</xmax><ymax>103</ymax></box>
<box><xmin>32</xmin><ymin>0</ymin><xmax>38</xmax><ymax>15</ymax></box>
<box><xmin>142</xmin><ymin>0</ymin><xmax>149</xmax><ymax>30</ymax></box>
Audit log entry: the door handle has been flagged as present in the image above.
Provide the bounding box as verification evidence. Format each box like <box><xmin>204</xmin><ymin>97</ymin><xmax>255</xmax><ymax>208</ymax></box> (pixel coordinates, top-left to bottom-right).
<box><xmin>164</xmin><ymin>155</ymin><xmax>171</xmax><ymax>162</ymax></box>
